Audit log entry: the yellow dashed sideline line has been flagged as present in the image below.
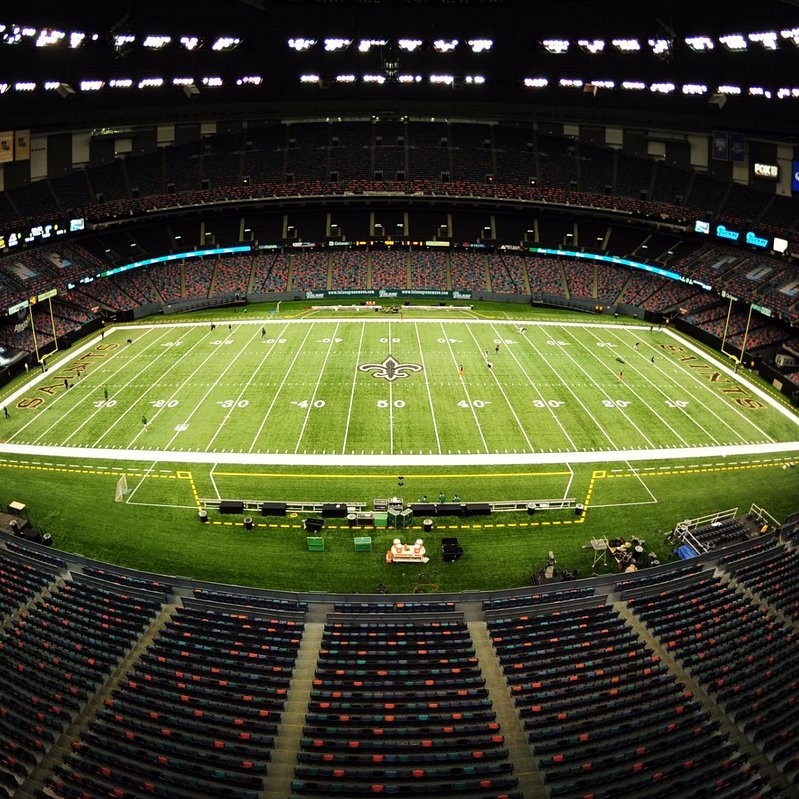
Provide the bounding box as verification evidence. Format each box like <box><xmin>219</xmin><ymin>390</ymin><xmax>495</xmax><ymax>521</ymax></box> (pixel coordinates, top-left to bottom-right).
<box><xmin>0</xmin><ymin>457</ymin><xmax>793</xmax><ymax>533</ymax></box>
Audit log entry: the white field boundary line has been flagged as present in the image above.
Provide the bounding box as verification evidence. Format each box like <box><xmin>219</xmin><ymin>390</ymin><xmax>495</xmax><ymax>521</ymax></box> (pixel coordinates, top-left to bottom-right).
<box><xmin>2</xmin><ymin>321</ymin><xmax>798</xmax><ymax>466</ymax></box>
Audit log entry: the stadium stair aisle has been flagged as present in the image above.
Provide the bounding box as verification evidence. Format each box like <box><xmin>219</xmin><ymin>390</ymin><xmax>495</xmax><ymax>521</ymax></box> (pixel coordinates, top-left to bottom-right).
<box><xmin>467</xmin><ymin>620</ymin><xmax>547</xmax><ymax>799</ymax></box>
<box><xmin>611</xmin><ymin>596</ymin><xmax>793</xmax><ymax>795</ymax></box>
<box><xmin>262</xmin><ymin>606</ymin><xmax>330</xmax><ymax>799</ymax></box>
<box><xmin>17</xmin><ymin>600</ymin><xmax>176</xmax><ymax>798</ymax></box>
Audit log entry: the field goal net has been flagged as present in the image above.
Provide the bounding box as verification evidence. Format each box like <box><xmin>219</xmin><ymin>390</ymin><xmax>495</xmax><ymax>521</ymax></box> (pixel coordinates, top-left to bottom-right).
<box><xmin>114</xmin><ymin>474</ymin><xmax>129</xmax><ymax>502</ymax></box>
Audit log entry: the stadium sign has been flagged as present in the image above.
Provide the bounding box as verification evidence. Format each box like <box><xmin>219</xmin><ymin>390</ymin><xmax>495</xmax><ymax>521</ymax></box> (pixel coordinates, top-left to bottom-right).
<box><xmin>306</xmin><ymin>290</ymin><xmax>472</xmax><ymax>300</ymax></box>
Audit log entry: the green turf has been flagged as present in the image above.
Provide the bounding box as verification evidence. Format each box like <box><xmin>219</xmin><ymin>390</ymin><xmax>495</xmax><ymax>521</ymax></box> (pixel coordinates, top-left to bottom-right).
<box><xmin>4</xmin><ymin>312</ymin><xmax>796</xmax><ymax>454</ymax></box>
<box><xmin>1</xmin><ymin>300</ymin><xmax>798</xmax><ymax>594</ymax></box>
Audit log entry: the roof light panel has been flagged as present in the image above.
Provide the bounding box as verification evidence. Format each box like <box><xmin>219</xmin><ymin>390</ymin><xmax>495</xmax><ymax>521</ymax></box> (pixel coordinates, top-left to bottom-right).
<box><xmin>288</xmin><ymin>37</ymin><xmax>316</xmax><ymax>51</ymax></box>
<box><xmin>324</xmin><ymin>38</ymin><xmax>351</xmax><ymax>52</ymax></box>
<box><xmin>211</xmin><ymin>36</ymin><xmax>240</xmax><ymax>51</ymax></box>
<box><xmin>577</xmin><ymin>39</ymin><xmax>605</xmax><ymax>54</ymax></box>
<box><xmin>467</xmin><ymin>38</ymin><xmax>493</xmax><ymax>53</ymax></box>
<box><xmin>748</xmin><ymin>31</ymin><xmax>778</xmax><ymax>50</ymax></box>
<box><xmin>36</xmin><ymin>29</ymin><xmax>64</xmax><ymax>47</ymax></box>
<box><xmin>357</xmin><ymin>38</ymin><xmax>387</xmax><ymax>52</ymax></box>
<box><xmin>397</xmin><ymin>39</ymin><xmax>422</xmax><ymax>52</ymax></box>
<box><xmin>142</xmin><ymin>35</ymin><xmax>171</xmax><ymax>49</ymax></box>
<box><xmin>685</xmin><ymin>36</ymin><xmax>714</xmax><ymax>51</ymax></box>
<box><xmin>650</xmin><ymin>81</ymin><xmax>675</xmax><ymax>93</ymax></box>
<box><xmin>681</xmin><ymin>83</ymin><xmax>707</xmax><ymax>95</ymax></box>
<box><xmin>648</xmin><ymin>38</ymin><xmax>671</xmax><ymax>56</ymax></box>
<box><xmin>433</xmin><ymin>39</ymin><xmax>458</xmax><ymax>53</ymax></box>
<box><xmin>719</xmin><ymin>34</ymin><xmax>747</xmax><ymax>50</ymax></box>
<box><xmin>611</xmin><ymin>38</ymin><xmax>641</xmax><ymax>52</ymax></box>
<box><xmin>542</xmin><ymin>39</ymin><xmax>569</xmax><ymax>54</ymax></box>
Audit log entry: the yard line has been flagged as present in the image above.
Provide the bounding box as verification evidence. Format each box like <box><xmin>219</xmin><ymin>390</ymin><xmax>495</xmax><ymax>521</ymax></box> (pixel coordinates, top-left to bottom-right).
<box><xmin>341</xmin><ymin>321</ymin><xmax>367</xmax><ymax>454</ymax></box>
<box><xmin>204</xmin><ymin>323</ymin><xmax>290</xmax><ymax>450</ymax></box>
<box><xmin>519</xmin><ymin>326</ymin><xmax>620</xmax><ymax>450</ymax></box>
<box><xmin>14</xmin><ymin>327</ymin><xmax>175</xmax><ymax>443</ymax></box>
<box><xmin>388</xmin><ymin>320</ymin><xmax>395</xmax><ymax>454</ymax></box>
<box><xmin>294</xmin><ymin>321</ymin><xmax>341</xmax><ymax>454</ymax></box>
<box><xmin>412</xmin><ymin>322</ymin><xmax>442</xmax><ymax>454</ymax></box>
<box><xmin>562</xmin><ymin>463</ymin><xmax>575</xmax><ymax>500</ymax></box>
<box><xmin>439</xmin><ymin>321</ymin><xmax>489</xmax><ymax>453</ymax></box>
<box><xmin>623</xmin><ymin>460</ymin><xmax>660</xmax><ymax>505</ymax></box>
<box><xmin>247</xmin><ymin>323</ymin><xmax>316</xmax><ymax>453</ymax></box>
<box><xmin>91</xmin><ymin>327</ymin><xmax>218</xmax><ymax>447</ymax></box>
<box><xmin>553</xmin><ymin>325</ymin><xmax>657</xmax><ymax>448</ymax></box>
<box><xmin>464</xmin><ymin>323</ymin><xmax>534</xmax><ymax>451</ymax></box>
<box><xmin>126</xmin><ymin>461</ymin><xmax>159</xmax><ymax>503</ymax></box>
<box><xmin>134</xmin><ymin>325</ymin><xmax>264</xmax><ymax>450</ymax></box>
<box><xmin>489</xmin><ymin>321</ymin><xmax>577</xmax><ymax>451</ymax></box>
<box><xmin>571</xmin><ymin>326</ymin><xmax>693</xmax><ymax>447</ymax></box>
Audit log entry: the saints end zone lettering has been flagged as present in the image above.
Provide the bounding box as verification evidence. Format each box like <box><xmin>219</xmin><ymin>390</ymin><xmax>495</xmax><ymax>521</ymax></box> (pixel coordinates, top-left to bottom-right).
<box><xmin>659</xmin><ymin>343</ymin><xmax>765</xmax><ymax>409</ymax></box>
<box><xmin>17</xmin><ymin>343</ymin><xmax>119</xmax><ymax>410</ymax></box>
<box><xmin>17</xmin><ymin>397</ymin><xmax>44</xmax><ymax>409</ymax></box>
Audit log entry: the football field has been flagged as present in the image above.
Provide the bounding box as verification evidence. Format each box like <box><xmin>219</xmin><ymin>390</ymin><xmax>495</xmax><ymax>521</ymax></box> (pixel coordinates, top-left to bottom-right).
<box><xmin>4</xmin><ymin>317</ymin><xmax>798</xmax><ymax>461</ymax></box>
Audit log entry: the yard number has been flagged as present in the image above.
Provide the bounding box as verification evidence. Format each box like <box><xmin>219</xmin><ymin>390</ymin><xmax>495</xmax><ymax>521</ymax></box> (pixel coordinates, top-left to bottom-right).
<box><xmin>532</xmin><ymin>399</ymin><xmax>564</xmax><ymax>408</ymax></box>
<box><xmin>292</xmin><ymin>400</ymin><xmax>326</xmax><ymax>408</ymax></box>
<box><xmin>665</xmin><ymin>400</ymin><xmax>689</xmax><ymax>408</ymax></box>
<box><xmin>377</xmin><ymin>399</ymin><xmax>406</xmax><ymax>408</ymax></box>
<box><xmin>218</xmin><ymin>399</ymin><xmax>249</xmax><ymax>408</ymax></box>
<box><xmin>458</xmin><ymin>399</ymin><xmax>490</xmax><ymax>408</ymax></box>
<box><xmin>602</xmin><ymin>399</ymin><xmax>630</xmax><ymax>408</ymax></box>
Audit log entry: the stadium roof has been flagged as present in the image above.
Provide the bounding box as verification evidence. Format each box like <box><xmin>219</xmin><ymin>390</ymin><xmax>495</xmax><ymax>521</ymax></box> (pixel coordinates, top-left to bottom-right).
<box><xmin>2</xmin><ymin>0</ymin><xmax>799</xmax><ymax>137</ymax></box>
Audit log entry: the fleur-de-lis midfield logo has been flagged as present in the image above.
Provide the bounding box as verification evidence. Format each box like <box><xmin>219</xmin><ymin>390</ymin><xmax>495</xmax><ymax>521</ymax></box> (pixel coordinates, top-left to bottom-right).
<box><xmin>358</xmin><ymin>354</ymin><xmax>423</xmax><ymax>382</ymax></box>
